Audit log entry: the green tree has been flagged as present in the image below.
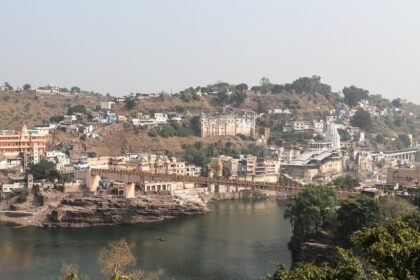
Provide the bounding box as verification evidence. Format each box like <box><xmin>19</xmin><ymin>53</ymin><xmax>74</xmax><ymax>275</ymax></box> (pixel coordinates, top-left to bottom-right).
<box><xmin>257</xmin><ymin>100</ymin><xmax>267</xmax><ymax>113</ymax></box>
<box><xmin>23</xmin><ymin>83</ymin><xmax>31</xmax><ymax>90</ymax></box>
<box><xmin>265</xmin><ymin>248</ymin><xmax>364</xmax><ymax>280</ymax></box>
<box><xmin>230</xmin><ymin>90</ymin><xmax>247</xmax><ymax>107</ymax></box>
<box><xmin>343</xmin><ymin>86</ymin><xmax>369</xmax><ymax>107</ymax></box>
<box><xmin>332</xmin><ymin>175</ymin><xmax>360</xmax><ymax>190</ymax></box>
<box><xmin>216</xmin><ymin>91</ymin><xmax>229</xmax><ymax>105</ymax></box>
<box><xmin>50</xmin><ymin>115</ymin><xmax>65</xmax><ymax>123</ymax></box>
<box><xmin>235</xmin><ymin>83</ymin><xmax>248</xmax><ymax>92</ymax></box>
<box><xmin>377</xmin><ymin>196</ymin><xmax>417</xmax><ymax>224</ymax></box>
<box><xmin>391</xmin><ymin>98</ymin><xmax>402</xmax><ymax>108</ymax></box>
<box><xmin>351</xmin><ymin>109</ymin><xmax>372</xmax><ymax>131</ymax></box>
<box><xmin>260</xmin><ymin>77</ymin><xmax>273</xmax><ymax>94</ymax></box>
<box><xmin>352</xmin><ymin>220</ymin><xmax>420</xmax><ymax>280</ymax></box>
<box><xmin>71</xmin><ymin>86</ymin><xmax>81</xmax><ymax>93</ymax></box>
<box><xmin>124</xmin><ymin>99</ymin><xmax>136</xmax><ymax>110</ymax></box>
<box><xmin>67</xmin><ymin>105</ymin><xmax>87</xmax><ymax>115</ymax></box>
<box><xmin>285</xmin><ymin>185</ymin><xmax>338</xmax><ymax>238</ymax></box>
<box><xmin>30</xmin><ymin>159</ymin><xmax>60</xmax><ymax>180</ymax></box>
<box><xmin>336</xmin><ymin>195</ymin><xmax>379</xmax><ymax>244</ymax></box>
<box><xmin>4</xmin><ymin>81</ymin><xmax>13</xmax><ymax>90</ymax></box>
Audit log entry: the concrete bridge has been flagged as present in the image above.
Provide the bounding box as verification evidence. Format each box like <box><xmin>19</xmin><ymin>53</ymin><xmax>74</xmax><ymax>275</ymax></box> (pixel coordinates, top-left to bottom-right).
<box><xmin>86</xmin><ymin>168</ymin><xmax>305</xmax><ymax>198</ymax></box>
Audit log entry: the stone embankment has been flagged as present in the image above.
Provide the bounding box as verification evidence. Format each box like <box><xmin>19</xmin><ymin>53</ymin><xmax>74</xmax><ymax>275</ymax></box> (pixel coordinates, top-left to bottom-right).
<box><xmin>44</xmin><ymin>195</ymin><xmax>208</xmax><ymax>228</ymax></box>
<box><xmin>1</xmin><ymin>194</ymin><xmax>208</xmax><ymax>228</ymax></box>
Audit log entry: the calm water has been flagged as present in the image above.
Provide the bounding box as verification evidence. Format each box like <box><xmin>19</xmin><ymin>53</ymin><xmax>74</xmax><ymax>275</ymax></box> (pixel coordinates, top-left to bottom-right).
<box><xmin>0</xmin><ymin>198</ymin><xmax>292</xmax><ymax>280</ymax></box>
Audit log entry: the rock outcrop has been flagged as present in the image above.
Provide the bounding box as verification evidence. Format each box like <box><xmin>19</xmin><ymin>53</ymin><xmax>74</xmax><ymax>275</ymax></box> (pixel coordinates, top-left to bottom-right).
<box><xmin>44</xmin><ymin>195</ymin><xmax>208</xmax><ymax>228</ymax></box>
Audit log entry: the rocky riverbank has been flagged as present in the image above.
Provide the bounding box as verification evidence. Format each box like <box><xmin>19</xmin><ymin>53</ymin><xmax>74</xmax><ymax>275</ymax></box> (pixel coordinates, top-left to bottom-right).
<box><xmin>1</xmin><ymin>194</ymin><xmax>208</xmax><ymax>228</ymax></box>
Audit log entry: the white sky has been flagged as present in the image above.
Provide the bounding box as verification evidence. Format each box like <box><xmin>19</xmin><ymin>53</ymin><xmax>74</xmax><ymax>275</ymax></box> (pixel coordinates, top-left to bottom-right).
<box><xmin>1</xmin><ymin>0</ymin><xmax>419</xmax><ymax>103</ymax></box>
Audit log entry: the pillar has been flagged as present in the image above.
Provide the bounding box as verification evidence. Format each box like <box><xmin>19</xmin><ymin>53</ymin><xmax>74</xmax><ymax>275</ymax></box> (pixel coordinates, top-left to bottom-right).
<box><xmin>86</xmin><ymin>169</ymin><xmax>100</xmax><ymax>192</ymax></box>
<box><xmin>124</xmin><ymin>182</ymin><xmax>135</xmax><ymax>198</ymax></box>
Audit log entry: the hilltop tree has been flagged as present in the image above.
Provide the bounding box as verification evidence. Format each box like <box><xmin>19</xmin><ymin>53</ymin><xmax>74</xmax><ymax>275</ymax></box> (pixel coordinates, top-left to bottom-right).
<box><xmin>23</xmin><ymin>84</ymin><xmax>31</xmax><ymax>90</ymax></box>
<box><xmin>343</xmin><ymin>85</ymin><xmax>369</xmax><ymax>107</ymax></box>
<box><xmin>4</xmin><ymin>82</ymin><xmax>13</xmax><ymax>90</ymax></box>
<box><xmin>230</xmin><ymin>90</ymin><xmax>247</xmax><ymax>107</ymax></box>
<box><xmin>259</xmin><ymin>77</ymin><xmax>273</xmax><ymax>94</ymax></box>
<box><xmin>216</xmin><ymin>91</ymin><xmax>229</xmax><ymax>105</ymax></box>
<box><xmin>290</xmin><ymin>76</ymin><xmax>331</xmax><ymax>95</ymax></box>
<box><xmin>351</xmin><ymin>109</ymin><xmax>372</xmax><ymax>131</ymax></box>
<box><xmin>271</xmin><ymin>84</ymin><xmax>285</xmax><ymax>94</ymax></box>
<box><xmin>391</xmin><ymin>98</ymin><xmax>402</xmax><ymax>108</ymax></box>
<box><xmin>235</xmin><ymin>83</ymin><xmax>248</xmax><ymax>92</ymax></box>
<box><xmin>124</xmin><ymin>99</ymin><xmax>136</xmax><ymax>110</ymax></box>
<box><xmin>71</xmin><ymin>86</ymin><xmax>81</xmax><ymax>93</ymax></box>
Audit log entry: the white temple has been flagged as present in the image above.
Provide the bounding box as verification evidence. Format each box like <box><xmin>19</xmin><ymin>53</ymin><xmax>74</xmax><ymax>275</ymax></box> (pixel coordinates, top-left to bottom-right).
<box><xmin>326</xmin><ymin>123</ymin><xmax>341</xmax><ymax>150</ymax></box>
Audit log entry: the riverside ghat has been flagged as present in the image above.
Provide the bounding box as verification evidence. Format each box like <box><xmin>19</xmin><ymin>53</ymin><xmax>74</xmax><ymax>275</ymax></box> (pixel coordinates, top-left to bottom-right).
<box><xmin>0</xmin><ymin>168</ymin><xmax>299</xmax><ymax>228</ymax></box>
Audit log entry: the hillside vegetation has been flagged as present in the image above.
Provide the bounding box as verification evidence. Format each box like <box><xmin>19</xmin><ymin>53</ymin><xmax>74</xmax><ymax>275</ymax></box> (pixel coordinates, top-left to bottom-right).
<box><xmin>0</xmin><ymin>92</ymin><xmax>102</xmax><ymax>130</ymax></box>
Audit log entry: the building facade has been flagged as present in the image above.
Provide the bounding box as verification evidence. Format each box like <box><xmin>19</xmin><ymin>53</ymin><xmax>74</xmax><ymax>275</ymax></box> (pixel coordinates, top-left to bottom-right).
<box><xmin>200</xmin><ymin>111</ymin><xmax>256</xmax><ymax>137</ymax></box>
<box><xmin>0</xmin><ymin>126</ymin><xmax>48</xmax><ymax>163</ymax></box>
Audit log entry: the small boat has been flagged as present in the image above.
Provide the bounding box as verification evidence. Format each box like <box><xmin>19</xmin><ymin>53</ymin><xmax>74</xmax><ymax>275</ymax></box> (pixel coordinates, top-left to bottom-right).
<box><xmin>157</xmin><ymin>237</ymin><xmax>165</xmax><ymax>241</ymax></box>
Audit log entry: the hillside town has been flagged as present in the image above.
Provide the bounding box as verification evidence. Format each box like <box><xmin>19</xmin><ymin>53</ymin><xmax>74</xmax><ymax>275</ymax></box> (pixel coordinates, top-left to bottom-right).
<box><xmin>0</xmin><ymin>78</ymin><xmax>419</xmax><ymax>228</ymax></box>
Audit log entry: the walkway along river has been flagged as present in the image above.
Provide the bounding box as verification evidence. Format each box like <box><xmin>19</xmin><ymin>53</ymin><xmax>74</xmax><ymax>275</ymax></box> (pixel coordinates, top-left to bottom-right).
<box><xmin>0</xmin><ymin>198</ymin><xmax>292</xmax><ymax>280</ymax></box>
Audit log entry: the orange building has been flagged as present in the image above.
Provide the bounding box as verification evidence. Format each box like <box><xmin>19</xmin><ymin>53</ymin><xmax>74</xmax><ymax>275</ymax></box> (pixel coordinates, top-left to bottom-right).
<box><xmin>0</xmin><ymin>126</ymin><xmax>49</xmax><ymax>163</ymax></box>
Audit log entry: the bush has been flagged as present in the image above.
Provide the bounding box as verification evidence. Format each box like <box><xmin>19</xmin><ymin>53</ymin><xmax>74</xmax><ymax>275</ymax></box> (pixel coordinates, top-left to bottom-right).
<box><xmin>16</xmin><ymin>189</ymin><xmax>29</xmax><ymax>203</ymax></box>
<box><xmin>148</xmin><ymin>129</ymin><xmax>158</xmax><ymax>137</ymax></box>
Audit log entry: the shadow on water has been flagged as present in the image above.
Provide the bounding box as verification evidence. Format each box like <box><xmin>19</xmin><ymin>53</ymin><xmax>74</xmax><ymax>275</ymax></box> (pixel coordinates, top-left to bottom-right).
<box><xmin>0</xmin><ymin>198</ymin><xmax>292</xmax><ymax>280</ymax></box>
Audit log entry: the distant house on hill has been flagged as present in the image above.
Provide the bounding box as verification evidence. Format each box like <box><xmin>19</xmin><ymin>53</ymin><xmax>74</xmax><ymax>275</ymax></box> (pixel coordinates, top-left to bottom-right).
<box><xmin>100</xmin><ymin>101</ymin><xmax>115</xmax><ymax>110</ymax></box>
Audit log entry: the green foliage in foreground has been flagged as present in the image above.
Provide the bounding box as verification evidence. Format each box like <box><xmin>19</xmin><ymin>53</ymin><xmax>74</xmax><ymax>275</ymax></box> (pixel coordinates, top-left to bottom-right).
<box><xmin>266</xmin><ymin>221</ymin><xmax>420</xmax><ymax>280</ymax></box>
<box><xmin>58</xmin><ymin>239</ymin><xmax>163</xmax><ymax>280</ymax></box>
<box><xmin>352</xmin><ymin>220</ymin><xmax>420</xmax><ymax>280</ymax></box>
<box><xmin>265</xmin><ymin>248</ymin><xmax>364</xmax><ymax>280</ymax></box>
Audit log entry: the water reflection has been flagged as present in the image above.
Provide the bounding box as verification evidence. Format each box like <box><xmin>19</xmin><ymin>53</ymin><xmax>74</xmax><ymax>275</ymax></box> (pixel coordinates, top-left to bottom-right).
<box><xmin>0</xmin><ymin>198</ymin><xmax>291</xmax><ymax>280</ymax></box>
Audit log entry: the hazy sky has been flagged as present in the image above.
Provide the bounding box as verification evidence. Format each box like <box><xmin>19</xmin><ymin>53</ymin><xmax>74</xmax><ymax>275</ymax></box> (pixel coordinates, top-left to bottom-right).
<box><xmin>1</xmin><ymin>0</ymin><xmax>420</xmax><ymax>102</ymax></box>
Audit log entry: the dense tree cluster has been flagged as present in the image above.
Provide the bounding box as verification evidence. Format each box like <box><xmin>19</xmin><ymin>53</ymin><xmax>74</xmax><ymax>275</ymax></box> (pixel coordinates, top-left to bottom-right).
<box><xmin>67</xmin><ymin>104</ymin><xmax>87</xmax><ymax>115</ymax></box>
<box><xmin>351</xmin><ymin>109</ymin><xmax>372</xmax><ymax>131</ymax></box>
<box><xmin>285</xmin><ymin>185</ymin><xmax>338</xmax><ymax>238</ymax></box>
<box><xmin>30</xmin><ymin>159</ymin><xmax>61</xmax><ymax>180</ymax></box>
<box><xmin>252</xmin><ymin>76</ymin><xmax>332</xmax><ymax>96</ymax></box>
<box><xmin>149</xmin><ymin>122</ymin><xmax>190</xmax><ymax>138</ymax></box>
<box><xmin>343</xmin><ymin>86</ymin><xmax>369</xmax><ymax>107</ymax></box>
<box><xmin>270</xmin><ymin>183</ymin><xmax>420</xmax><ymax>280</ymax></box>
<box><xmin>180</xmin><ymin>141</ymin><xmax>263</xmax><ymax>167</ymax></box>
<box><xmin>332</xmin><ymin>175</ymin><xmax>360</xmax><ymax>190</ymax></box>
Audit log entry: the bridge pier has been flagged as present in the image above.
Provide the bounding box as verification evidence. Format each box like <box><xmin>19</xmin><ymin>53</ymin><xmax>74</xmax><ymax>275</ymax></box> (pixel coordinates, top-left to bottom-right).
<box><xmin>86</xmin><ymin>169</ymin><xmax>100</xmax><ymax>192</ymax></box>
<box><xmin>124</xmin><ymin>183</ymin><xmax>135</xmax><ymax>198</ymax></box>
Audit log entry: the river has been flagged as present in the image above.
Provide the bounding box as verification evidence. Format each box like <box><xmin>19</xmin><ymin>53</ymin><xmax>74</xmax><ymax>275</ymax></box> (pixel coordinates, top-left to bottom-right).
<box><xmin>0</xmin><ymin>198</ymin><xmax>292</xmax><ymax>280</ymax></box>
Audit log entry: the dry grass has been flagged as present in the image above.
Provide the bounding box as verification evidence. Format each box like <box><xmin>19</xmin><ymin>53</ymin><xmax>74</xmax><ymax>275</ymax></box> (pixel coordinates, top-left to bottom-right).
<box><xmin>0</xmin><ymin>92</ymin><xmax>102</xmax><ymax>130</ymax></box>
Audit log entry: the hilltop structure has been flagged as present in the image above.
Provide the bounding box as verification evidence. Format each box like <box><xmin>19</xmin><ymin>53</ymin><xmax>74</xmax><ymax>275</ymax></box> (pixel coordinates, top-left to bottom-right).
<box><xmin>200</xmin><ymin>110</ymin><xmax>256</xmax><ymax>137</ymax></box>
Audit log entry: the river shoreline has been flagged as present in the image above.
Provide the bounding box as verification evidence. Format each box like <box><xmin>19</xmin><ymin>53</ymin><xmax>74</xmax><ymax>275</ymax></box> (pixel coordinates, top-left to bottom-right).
<box><xmin>0</xmin><ymin>189</ymin><xmax>284</xmax><ymax>228</ymax></box>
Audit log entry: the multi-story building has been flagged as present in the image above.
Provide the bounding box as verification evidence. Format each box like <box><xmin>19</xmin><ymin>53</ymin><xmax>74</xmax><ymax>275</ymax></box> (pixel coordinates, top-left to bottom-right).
<box><xmin>0</xmin><ymin>126</ymin><xmax>49</xmax><ymax>164</ymax></box>
<box><xmin>200</xmin><ymin>110</ymin><xmax>256</xmax><ymax>137</ymax></box>
<box><xmin>282</xmin><ymin>150</ymin><xmax>344</xmax><ymax>183</ymax></box>
<box><xmin>283</xmin><ymin>120</ymin><xmax>310</xmax><ymax>133</ymax></box>
<box><xmin>45</xmin><ymin>150</ymin><xmax>71</xmax><ymax>171</ymax></box>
